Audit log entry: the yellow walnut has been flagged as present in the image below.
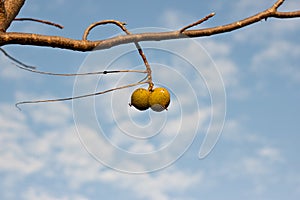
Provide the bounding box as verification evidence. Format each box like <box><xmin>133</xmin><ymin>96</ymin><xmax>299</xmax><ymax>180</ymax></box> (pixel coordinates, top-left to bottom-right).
<box><xmin>130</xmin><ymin>88</ymin><xmax>150</xmax><ymax>111</ymax></box>
<box><xmin>149</xmin><ymin>87</ymin><xmax>170</xmax><ymax>112</ymax></box>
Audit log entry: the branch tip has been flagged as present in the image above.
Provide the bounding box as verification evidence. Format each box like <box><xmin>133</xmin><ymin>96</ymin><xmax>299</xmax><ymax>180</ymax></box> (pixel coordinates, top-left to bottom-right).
<box><xmin>180</xmin><ymin>12</ymin><xmax>216</xmax><ymax>33</ymax></box>
<box><xmin>15</xmin><ymin>103</ymin><xmax>22</xmax><ymax>111</ymax></box>
<box><xmin>0</xmin><ymin>47</ymin><xmax>36</xmax><ymax>69</ymax></box>
<box><xmin>273</xmin><ymin>0</ymin><xmax>285</xmax><ymax>10</ymax></box>
<box><xmin>14</xmin><ymin>18</ymin><xmax>64</xmax><ymax>29</ymax></box>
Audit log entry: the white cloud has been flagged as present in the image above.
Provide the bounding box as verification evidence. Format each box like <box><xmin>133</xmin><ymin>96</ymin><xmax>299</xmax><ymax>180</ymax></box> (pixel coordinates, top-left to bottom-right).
<box><xmin>37</xmin><ymin>124</ymin><xmax>202</xmax><ymax>199</ymax></box>
<box><xmin>160</xmin><ymin>9</ymin><xmax>194</xmax><ymax>29</ymax></box>
<box><xmin>0</xmin><ymin>54</ymin><xmax>26</xmax><ymax>80</ymax></box>
<box><xmin>209</xmin><ymin>145</ymin><xmax>286</xmax><ymax>195</ymax></box>
<box><xmin>98</xmin><ymin>168</ymin><xmax>203</xmax><ymax>200</ymax></box>
<box><xmin>0</xmin><ymin>104</ymin><xmax>28</xmax><ymax>132</ymax></box>
<box><xmin>233</xmin><ymin>15</ymin><xmax>300</xmax><ymax>43</ymax></box>
<box><xmin>0</xmin><ymin>99</ymin><xmax>205</xmax><ymax>200</ymax></box>
<box><xmin>14</xmin><ymin>91</ymin><xmax>74</xmax><ymax>126</ymax></box>
<box><xmin>258</xmin><ymin>146</ymin><xmax>283</xmax><ymax>162</ymax></box>
<box><xmin>201</xmin><ymin>41</ymin><xmax>250</xmax><ymax>100</ymax></box>
<box><xmin>239</xmin><ymin>146</ymin><xmax>284</xmax><ymax>193</ymax></box>
<box><xmin>0</xmin><ymin>151</ymin><xmax>43</xmax><ymax>175</ymax></box>
<box><xmin>29</xmin><ymin>102</ymin><xmax>72</xmax><ymax>126</ymax></box>
<box><xmin>0</xmin><ymin>104</ymin><xmax>43</xmax><ymax>175</ymax></box>
<box><xmin>201</xmin><ymin>40</ymin><xmax>231</xmax><ymax>57</ymax></box>
<box><xmin>23</xmin><ymin>187</ymin><xmax>88</xmax><ymax>200</ymax></box>
<box><xmin>242</xmin><ymin>157</ymin><xmax>269</xmax><ymax>175</ymax></box>
<box><xmin>221</xmin><ymin>118</ymin><xmax>262</xmax><ymax>144</ymax></box>
<box><xmin>252</xmin><ymin>40</ymin><xmax>300</xmax><ymax>83</ymax></box>
<box><xmin>234</xmin><ymin>1</ymin><xmax>273</xmax><ymax>15</ymax></box>
<box><xmin>214</xmin><ymin>116</ymin><xmax>287</xmax><ymax>187</ymax></box>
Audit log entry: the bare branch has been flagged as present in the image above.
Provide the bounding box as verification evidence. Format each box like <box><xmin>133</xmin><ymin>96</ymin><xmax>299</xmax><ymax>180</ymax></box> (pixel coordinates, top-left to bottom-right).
<box><xmin>14</xmin><ymin>18</ymin><xmax>64</xmax><ymax>29</ymax></box>
<box><xmin>180</xmin><ymin>12</ymin><xmax>215</xmax><ymax>33</ymax></box>
<box><xmin>1</xmin><ymin>0</ymin><xmax>298</xmax><ymax>51</ymax></box>
<box><xmin>0</xmin><ymin>0</ymin><xmax>297</xmax><ymax>53</ymax></box>
<box><xmin>274</xmin><ymin>10</ymin><xmax>300</xmax><ymax>18</ymax></box>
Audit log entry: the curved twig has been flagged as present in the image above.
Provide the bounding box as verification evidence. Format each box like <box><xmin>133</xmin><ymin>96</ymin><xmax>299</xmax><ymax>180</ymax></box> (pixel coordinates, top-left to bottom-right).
<box><xmin>82</xmin><ymin>19</ymin><xmax>154</xmax><ymax>90</ymax></box>
<box><xmin>83</xmin><ymin>19</ymin><xmax>127</xmax><ymax>40</ymax></box>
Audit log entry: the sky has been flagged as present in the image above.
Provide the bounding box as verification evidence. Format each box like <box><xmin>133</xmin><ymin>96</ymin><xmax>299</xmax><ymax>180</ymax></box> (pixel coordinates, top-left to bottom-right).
<box><xmin>0</xmin><ymin>0</ymin><xmax>300</xmax><ymax>199</ymax></box>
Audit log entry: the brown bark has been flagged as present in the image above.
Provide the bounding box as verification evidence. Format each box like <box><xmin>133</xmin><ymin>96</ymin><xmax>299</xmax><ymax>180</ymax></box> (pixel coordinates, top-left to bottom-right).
<box><xmin>0</xmin><ymin>0</ymin><xmax>299</xmax><ymax>52</ymax></box>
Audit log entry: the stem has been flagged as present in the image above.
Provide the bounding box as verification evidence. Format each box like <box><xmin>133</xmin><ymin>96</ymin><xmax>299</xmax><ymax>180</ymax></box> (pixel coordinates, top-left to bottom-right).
<box><xmin>83</xmin><ymin>19</ymin><xmax>154</xmax><ymax>90</ymax></box>
<box><xmin>135</xmin><ymin>43</ymin><xmax>153</xmax><ymax>91</ymax></box>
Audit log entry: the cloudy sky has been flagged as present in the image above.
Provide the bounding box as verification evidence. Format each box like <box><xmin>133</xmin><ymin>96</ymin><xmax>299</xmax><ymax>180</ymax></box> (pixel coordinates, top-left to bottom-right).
<box><xmin>1</xmin><ymin>0</ymin><xmax>300</xmax><ymax>199</ymax></box>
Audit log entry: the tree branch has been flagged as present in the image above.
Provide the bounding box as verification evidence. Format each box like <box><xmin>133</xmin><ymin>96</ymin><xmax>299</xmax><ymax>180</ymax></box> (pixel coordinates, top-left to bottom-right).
<box><xmin>179</xmin><ymin>12</ymin><xmax>215</xmax><ymax>33</ymax></box>
<box><xmin>14</xmin><ymin>17</ymin><xmax>64</xmax><ymax>29</ymax></box>
<box><xmin>0</xmin><ymin>0</ymin><xmax>299</xmax><ymax>51</ymax></box>
<box><xmin>273</xmin><ymin>11</ymin><xmax>300</xmax><ymax>18</ymax></box>
<box><xmin>0</xmin><ymin>0</ymin><xmax>25</xmax><ymax>32</ymax></box>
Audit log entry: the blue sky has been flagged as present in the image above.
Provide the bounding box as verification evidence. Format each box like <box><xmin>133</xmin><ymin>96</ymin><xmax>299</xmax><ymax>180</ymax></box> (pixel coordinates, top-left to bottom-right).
<box><xmin>1</xmin><ymin>0</ymin><xmax>300</xmax><ymax>199</ymax></box>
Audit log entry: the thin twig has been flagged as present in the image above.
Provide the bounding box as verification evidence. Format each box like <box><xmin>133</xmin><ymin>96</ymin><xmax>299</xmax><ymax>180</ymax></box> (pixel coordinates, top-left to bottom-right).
<box><xmin>134</xmin><ymin>42</ymin><xmax>153</xmax><ymax>91</ymax></box>
<box><xmin>12</xmin><ymin>63</ymin><xmax>146</xmax><ymax>76</ymax></box>
<box><xmin>14</xmin><ymin>18</ymin><xmax>64</xmax><ymax>29</ymax></box>
<box><xmin>111</xmin><ymin>21</ymin><xmax>154</xmax><ymax>90</ymax></box>
<box><xmin>273</xmin><ymin>0</ymin><xmax>284</xmax><ymax>10</ymax></box>
<box><xmin>1</xmin><ymin>47</ymin><xmax>146</xmax><ymax>76</ymax></box>
<box><xmin>83</xmin><ymin>19</ymin><xmax>154</xmax><ymax>90</ymax></box>
<box><xmin>15</xmin><ymin>81</ymin><xmax>148</xmax><ymax>110</ymax></box>
<box><xmin>83</xmin><ymin>19</ymin><xmax>127</xmax><ymax>40</ymax></box>
<box><xmin>180</xmin><ymin>12</ymin><xmax>216</xmax><ymax>33</ymax></box>
<box><xmin>0</xmin><ymin>47</ymin><xmax>36</xmax><ymax>69</ymax></box>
